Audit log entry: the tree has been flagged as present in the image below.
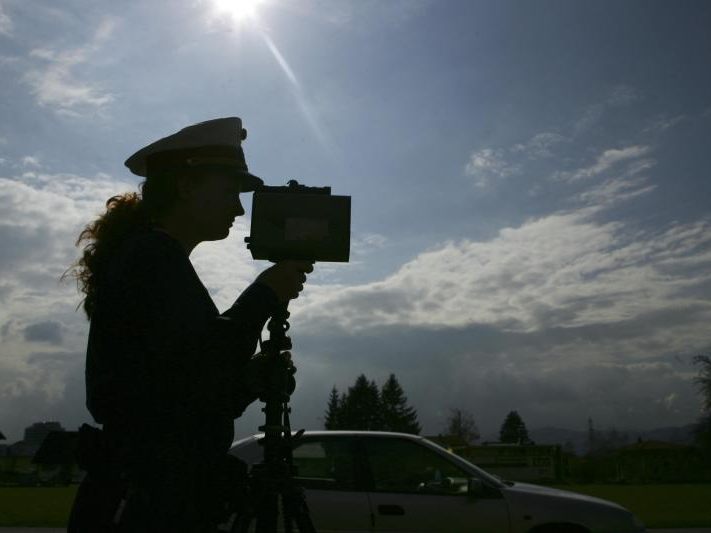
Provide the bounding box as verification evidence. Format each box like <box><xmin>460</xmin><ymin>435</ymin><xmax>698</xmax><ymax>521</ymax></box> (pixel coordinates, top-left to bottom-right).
<box><xmin>694</xmin><ymin>355</ymin><xmax>711</xmax><ymax>411</ymax></box>
<box><xmin>339</xmin><ymin>374</ymin><xmax>383</xmax><ymax>430</ymax></box>
<box><xmin>693</xmin><ymin>354</ymin><xmax>711</xmax><ymax>449</ymax></box>
<box><xmin>587</xmin><ymin>417</ymin><xmax>597</xmax><ymax>454</ymax></box>
<box><xmin>380</xmin><ymin>374</ymin><xmax>421</xmax><ymax>434</ymax></box>
<box><xmin>323</xmin><ymin>374</ymin><xmax>421</xmax><ymax>432</ymax></box>
<box><xmin>499</xmin><ymin>410</ymin><xmax>531</xmax><ymax>444</ymax></box>
<box><xmin>324</xmin><ymin>386</ymin><xmax>342</xmax><ymax>430</ymax></box>
<box><xmin>444</xmin><ymin>408</ymin><xmax>480</xmax><ymax>445</ymax></box>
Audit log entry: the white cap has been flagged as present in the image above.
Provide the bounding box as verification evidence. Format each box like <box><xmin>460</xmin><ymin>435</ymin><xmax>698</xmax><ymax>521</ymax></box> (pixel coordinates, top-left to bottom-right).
<box><xmin>124</xmin><ymin>117</ymin><xmax>263</xmax><ymax>191</ymax></box>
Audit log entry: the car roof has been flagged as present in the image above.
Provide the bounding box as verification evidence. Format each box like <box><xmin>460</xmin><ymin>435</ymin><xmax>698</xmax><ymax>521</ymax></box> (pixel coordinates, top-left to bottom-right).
<box><xmin>232</xmin><ymin>430</ymin><xmax>426</xmax><ymax>446</ymax></box>
<box><xmin>230</xmin><ymin>430</ymin><xmax>505</xmax><ymax>488</ymax></box>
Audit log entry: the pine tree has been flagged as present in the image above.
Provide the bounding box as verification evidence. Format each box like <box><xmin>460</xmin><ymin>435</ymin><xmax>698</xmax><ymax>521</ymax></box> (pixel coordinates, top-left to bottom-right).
<box><xmin>324</xmin><ymin>386</ymin><xmax>342</xmax><ymax>430</ymax></box>
<box><xmin>380</xmin><ymin>374</ymin><xmax>421</xmax><ymax>434</ymax></box>
<box><xmin>499</xmin><ymin>410</ymin><xmax>531</xmax><ymax>444</ymax></box>
<box><xmin>693</xmin><ymin>355</ymin><xmax>711</xmax><ymax>449</ymax></box>
<box><xmin>444</xmin><ymin>408</ymin><xmax>479</xmax><ymax>445</ymax></box>
<box><xmin>340</xmin><ymin>374</ymin><xmax>383</xmax><ymax>430</ymax></box>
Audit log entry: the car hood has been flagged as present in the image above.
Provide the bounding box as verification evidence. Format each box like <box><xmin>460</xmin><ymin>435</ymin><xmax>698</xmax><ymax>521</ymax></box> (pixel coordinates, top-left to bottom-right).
<box><xmin>500</xmin><ymin>482</ymin><xmax>643</xmax><ymax>533</ymax></box>
<box><xmin>503</xmin><ymin>482</ymin><xmax>625</xmax><ymax>509</ymax></box>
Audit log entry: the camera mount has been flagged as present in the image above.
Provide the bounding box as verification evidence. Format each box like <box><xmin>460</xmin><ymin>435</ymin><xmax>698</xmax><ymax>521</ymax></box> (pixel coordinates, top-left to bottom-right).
<box><xmin>227</xmin><ymin>304</ymin><xmax>316</xmax><ymax>533</ymax></box>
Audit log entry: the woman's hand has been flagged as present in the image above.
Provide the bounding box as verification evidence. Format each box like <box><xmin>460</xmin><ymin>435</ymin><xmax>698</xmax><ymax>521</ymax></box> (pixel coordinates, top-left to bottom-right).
<box><xmin>256</xmin><ymin>260</ymin><xmax>314</xmax><ymax>303</ymax></box>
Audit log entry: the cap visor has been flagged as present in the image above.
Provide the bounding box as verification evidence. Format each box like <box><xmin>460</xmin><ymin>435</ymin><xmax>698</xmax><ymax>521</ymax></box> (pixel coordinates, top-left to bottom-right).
<box><xmin>236</xmin><ymin>171</ymin><xmax>264</xmax><ymax>192</ymax></box>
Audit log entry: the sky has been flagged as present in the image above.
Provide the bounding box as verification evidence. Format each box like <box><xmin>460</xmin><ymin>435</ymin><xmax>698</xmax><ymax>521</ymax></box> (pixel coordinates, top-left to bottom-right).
<box><xmin>1</xmin><ymin>0</ymin><xmax>710</xmax><ymax>443</ymax></box>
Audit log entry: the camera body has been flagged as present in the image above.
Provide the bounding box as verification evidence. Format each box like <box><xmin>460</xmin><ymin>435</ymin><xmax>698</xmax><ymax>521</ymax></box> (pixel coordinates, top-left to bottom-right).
<box><xmin>245</xmin><ymin>180</ymin><xmax>351</xmax><ymax>262</ymax></box>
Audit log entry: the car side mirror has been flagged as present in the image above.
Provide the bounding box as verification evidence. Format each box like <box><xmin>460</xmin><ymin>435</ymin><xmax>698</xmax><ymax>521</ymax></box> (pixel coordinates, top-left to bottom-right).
<box><xmin>467</xmin><ymin>477</ymin><xmax>485</xmax><ymax>498</ymax></box>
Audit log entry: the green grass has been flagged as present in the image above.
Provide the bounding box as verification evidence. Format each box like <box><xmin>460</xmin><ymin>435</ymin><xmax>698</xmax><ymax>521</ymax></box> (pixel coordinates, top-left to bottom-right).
<box><xmin>1</xmin><ymin>484</ymin><xmax>711</xmax><ymax>527</ymax></box>
<box><xmin>547</xmin><ymin>483</ymin><xmax>711</xmax><ymax>528</ymax></box>
<box><xmin>0</xmin><ymin>486</ymin><xmax>77</xmax><ymax>527</ymax></box>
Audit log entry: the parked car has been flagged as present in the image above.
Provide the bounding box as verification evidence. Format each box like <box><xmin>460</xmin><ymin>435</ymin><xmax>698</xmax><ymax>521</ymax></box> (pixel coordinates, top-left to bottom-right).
<box><xmin>229</xmin><ymin>431</ymin><xmax>645</xmax><ymax>532</ymax></box>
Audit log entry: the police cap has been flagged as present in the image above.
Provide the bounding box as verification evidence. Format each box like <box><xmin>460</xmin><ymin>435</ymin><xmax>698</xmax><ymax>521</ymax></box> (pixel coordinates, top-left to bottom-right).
<box><xmin>124</xmin><ymin>117</ymin><xmax>263</xmax><ymax>191</ymax></box>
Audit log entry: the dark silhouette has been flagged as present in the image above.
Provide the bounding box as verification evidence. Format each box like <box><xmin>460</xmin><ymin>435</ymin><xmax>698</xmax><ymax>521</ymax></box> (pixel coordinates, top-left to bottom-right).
<box><xmin>444</xmin><ymin>408</ymin><xmax>480</xmax><ymax>445</ymax></box>
<box><xmin>380</xmin><ymin>374</ymin><xmax>421</xmax><ymax>435</ymax></box>
<box><xmin>323</xmin><ymin>386</ymin><xmax>342</xmax><ymax>430</ymax></box>
<box><xmin>65</xmin><ymin>117</ymin><xmax>313</xmax><ymax>532</ymax></box>
<box><xmin>341</xmin><ymin>375</ymin><xmax>382</xmax><ymax>430</ymax></box>
<box><xmin>587</xmin><ymin>416</ymin><xmax>597</xmax><ymax>453</ymax></box>
<box><xmin>499</xmin><ymin>410</ymin><xmax>531</xmax><ymax>444</ymax></box>
<box><xmin>324</xmin><ymin>374</ymin><xmax>421</xmax><ymax>434</ymax></box>
<box><xmin>693</xmin><ymin>354</ymin><xmax>711</xmax><ymax>450</ymax></box>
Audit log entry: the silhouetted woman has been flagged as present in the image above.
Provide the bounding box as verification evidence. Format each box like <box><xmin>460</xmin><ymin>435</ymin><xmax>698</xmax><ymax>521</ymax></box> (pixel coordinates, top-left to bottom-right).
<box><xmin>66</xmin><ymin>118</ymin><xmax>311</xmax><ymax>532</ymax></box>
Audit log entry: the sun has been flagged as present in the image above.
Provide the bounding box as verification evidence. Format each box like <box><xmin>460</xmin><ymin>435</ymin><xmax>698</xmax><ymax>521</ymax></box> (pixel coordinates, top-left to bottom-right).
<box><xmin>212</xmin><ymin>0</ymin><xmax>266</xmax><ymax>22</ymax></box>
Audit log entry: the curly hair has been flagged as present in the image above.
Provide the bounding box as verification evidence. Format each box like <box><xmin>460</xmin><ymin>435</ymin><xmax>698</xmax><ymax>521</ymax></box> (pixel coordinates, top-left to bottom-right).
<box><xmin>67</xmin><ymin>173</ymin><xmax>184</xmax><ymax>319</ymax></box>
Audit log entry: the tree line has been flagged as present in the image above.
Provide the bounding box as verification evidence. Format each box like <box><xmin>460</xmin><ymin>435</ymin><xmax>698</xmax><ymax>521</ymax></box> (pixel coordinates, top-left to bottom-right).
<box><xmin>323</xmin><ymin>373</ymin><xmax>533</xmax><ymax>444</ymax></box>
<box><xmin>323</xmin><ymin>356</ymin><xmax>711</xmax><ymax>454</ymax></box>
<box><xmin>324</xmin><ymin>374</ymin><xmax>422</xmax><ymax>434</ymax></box>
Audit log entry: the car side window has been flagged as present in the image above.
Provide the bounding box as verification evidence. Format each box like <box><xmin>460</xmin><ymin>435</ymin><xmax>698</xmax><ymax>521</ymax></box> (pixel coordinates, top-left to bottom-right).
<box><xmin>291</xmin><ymin>438</ymin><xmax>357</xmax><ymax>491</ymax></box>
<box><xmin>364</xmin><ymin>437</ymin><xmax>469</xmax><ymax>495</ymax></box>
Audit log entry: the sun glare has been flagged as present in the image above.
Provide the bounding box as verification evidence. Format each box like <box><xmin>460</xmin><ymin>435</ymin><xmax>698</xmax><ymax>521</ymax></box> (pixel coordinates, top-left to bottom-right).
<box><xmin>212</xmin><ymin>0</ymin><xmax>265</xmax><ymax>22</ymax></box>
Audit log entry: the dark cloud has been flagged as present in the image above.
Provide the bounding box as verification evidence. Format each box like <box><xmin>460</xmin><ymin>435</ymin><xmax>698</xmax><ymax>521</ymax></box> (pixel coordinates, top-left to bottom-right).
<box><xmin>24</xmin><ymin>320</ymin><xmax>63</xmax><ymax>344</ymax></box>
<box><xmin>276</xmin><ymin>316</ymin><xmax>705</xmax><ymax>439</ymax></box>
<box><xmin>0</xmin><ymin>351</ymin><xmax>89</xmax><ymax>442</ymax></box>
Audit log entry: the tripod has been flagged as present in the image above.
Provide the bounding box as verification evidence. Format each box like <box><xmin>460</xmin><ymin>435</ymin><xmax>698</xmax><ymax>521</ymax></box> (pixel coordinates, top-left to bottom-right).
<box><xmin>228</xmin><ymin>305</ymin><xmax>317</xmax><ymax>533</ymax></box>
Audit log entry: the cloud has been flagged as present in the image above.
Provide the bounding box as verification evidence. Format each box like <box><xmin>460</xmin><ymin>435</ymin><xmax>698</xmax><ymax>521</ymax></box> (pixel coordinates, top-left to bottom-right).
<box><xmin>464</xmin><ymin>148</ymin><xmax>520</xmax><ymax>188</ymax></box>
<box><xmin>606</xmin><ymin>85</ymin><xmax>639</xmax><ymax>107</ymax></box>
<box><xmin>23</xmin><ymin>18</ymin><xmax>117</xmax><ymax>116</ymax></box>
<box><xmin>274</xmin><ymin>151</ymin><xmax>709</xmax><ymax>436</ymax></box>
<box><xmin>555</xmin><ymin>145</ymin><xmax>651</xmax><ymax>183</ymax></box>
<box><xmin>21</xmin><ymin>156</ymin><xmax>41</xmax><ymax>168</ymax></box>
<box><xmin>0</xmin><ymin>350</ymin><xmax>89</xmax><ymax>440</ymax></box>
<box><xmin>0</xmin><ymin>170</ymin><xmax>135</xmax><ymax>335</ymax></box>
<box><xmin>190</xmin><ymin>226</ymin><xmax>262</xmax><ymax>312</ymax></box>
<box><xmin>644</xmin><ymin>114</ymin><xmax>685</xmax><ymax>133</ymax></box>
<box><xmin>274</xmin><ymin>316</ymin><xmax>704</xmax><ymax>437</ymax></box>
<box><xmin>0</xmin><ymin>2</ymin><xmax>11</xmax><ymax>37</ymax></box>
<box><xmin>577</xmin><ymin>175</ymin><xmax>657</xmax><ymax>208</ymax></box>
<box><xmin>24</xmin><ymin>321</ymin><xmax>63</xmax><ymax>345</ymax></box>
<box><xmin>0</xmin><ymin>169</ymin><xmax>139</xmax><ymax>440</ymax></box>
<box><xmin>573</xmin><ymin>85</ymin><xmax>640</xmax><ymax>135</ymax></box>
<box><xmin>511</xmin><ymin>132</ymin><xmax>567</xmax><ymax>159</ymax></box>
<box><xmin>295</xmin><ymin>203</ymin><xmax>711</xmax><ymax>337</ymax></box>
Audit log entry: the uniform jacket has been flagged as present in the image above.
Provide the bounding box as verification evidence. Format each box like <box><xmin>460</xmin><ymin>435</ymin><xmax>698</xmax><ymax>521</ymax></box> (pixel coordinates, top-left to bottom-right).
<box><xmin>85</xmin><ymin>228</ymin><xmax>277</xmax><ymax>479</ymax></box>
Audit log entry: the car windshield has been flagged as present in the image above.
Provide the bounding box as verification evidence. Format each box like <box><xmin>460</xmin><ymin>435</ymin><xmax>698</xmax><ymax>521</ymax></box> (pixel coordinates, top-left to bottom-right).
<box><xmin>416</xmin><ymin>437</ymin><xmax>506</xmax><ymax>488</ymax></box>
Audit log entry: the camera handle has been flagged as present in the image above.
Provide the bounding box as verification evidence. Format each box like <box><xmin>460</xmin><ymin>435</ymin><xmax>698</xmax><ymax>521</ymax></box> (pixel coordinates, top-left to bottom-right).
<box><xmin>228</xmin><ymin>304</ymin><xmax>316</xmax><ymax>533</ymax></box>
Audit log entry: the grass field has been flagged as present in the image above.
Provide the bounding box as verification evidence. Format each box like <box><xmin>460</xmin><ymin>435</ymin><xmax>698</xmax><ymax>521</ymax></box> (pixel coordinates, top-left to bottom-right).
<box><xmin>0</xmin><ymin>486</ymin><xmax>77</xmax><ymax>527</ymax></box>
<box><xmin>1</xmin><ymin>483</ymin><xmax>710</xmax><ymax>527</ymax></box>
<box><xmin>546</xmin><ymin>483</ymin><xmax>711</xmax><ymax>528</ymax></box>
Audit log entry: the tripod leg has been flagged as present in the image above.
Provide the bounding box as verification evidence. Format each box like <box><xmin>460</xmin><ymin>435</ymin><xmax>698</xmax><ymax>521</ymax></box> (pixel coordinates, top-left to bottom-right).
<box><xmin>281</xmin><ymin>485</ymin><xmax>317</xmax><ymax>533</ymax></box>
<box><xmin>255</xmin><ymin>492</ymin><xmax>279</xmax><ymax>533</ymax></box>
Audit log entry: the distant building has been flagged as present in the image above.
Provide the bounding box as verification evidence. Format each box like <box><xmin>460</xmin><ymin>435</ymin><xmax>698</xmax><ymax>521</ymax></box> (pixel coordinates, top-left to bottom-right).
<box><xmin>14</xmin><ymin>421</ymin><xmax>66</xmax><ymax>457</ymax></box>
<box><xmin>460</xmin><ymin>442</ymin><xmax>563</xmax><ymax>481</ymax></box>
<box><xmin>615</xmin><ymin>440</ymin><xmax>710</xmax><ymax>482</ymax></box>
<box><xmin>427</xmin><ymin>437</ymin><xmax>563</xmax><ymax>482</ymax></box>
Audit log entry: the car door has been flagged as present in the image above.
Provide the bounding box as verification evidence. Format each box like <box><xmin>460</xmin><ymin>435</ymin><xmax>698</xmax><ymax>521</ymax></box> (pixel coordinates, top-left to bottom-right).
<box><xmin>362</xmin><ymin>436</ymin><xmax>510</xmax><ymax>533</ymax></box>
<box><xmin>290</xmin><ymin>436</ymin><xmax>372</xmax><ymax>533</ymax></box>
